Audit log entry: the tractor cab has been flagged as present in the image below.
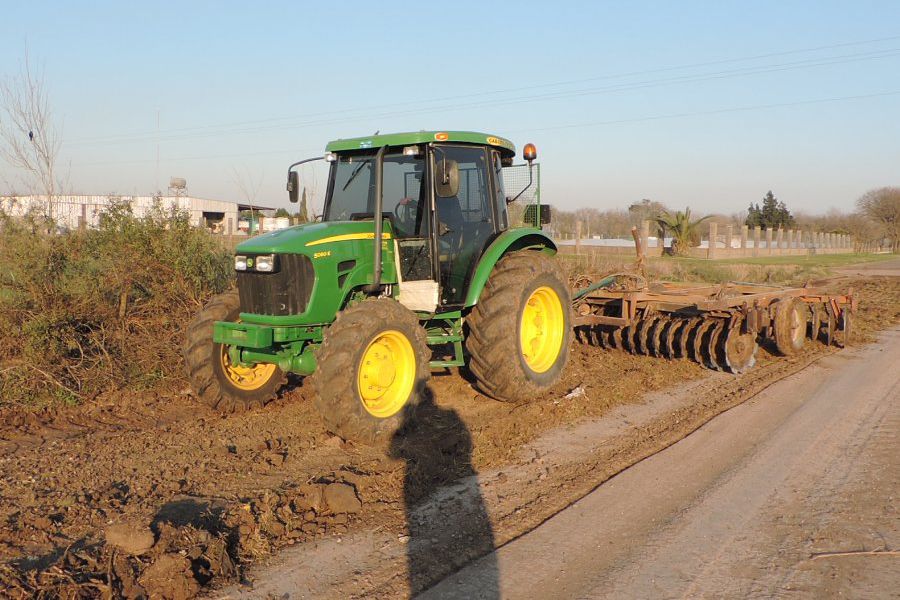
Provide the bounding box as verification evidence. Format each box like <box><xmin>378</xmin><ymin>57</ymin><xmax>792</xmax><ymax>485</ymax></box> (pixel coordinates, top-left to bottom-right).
<box><xmin>287</xmin><ymin>131</ymin><xmax>542</xmax><ymax>310</ymax></box>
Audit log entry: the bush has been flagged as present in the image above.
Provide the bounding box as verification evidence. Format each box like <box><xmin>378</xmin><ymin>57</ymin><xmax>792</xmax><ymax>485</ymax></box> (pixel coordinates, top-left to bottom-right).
<box><xmin>0</xmin><ymin>201</ymin><xmax>233</xmax><ymax>407</ymax></box>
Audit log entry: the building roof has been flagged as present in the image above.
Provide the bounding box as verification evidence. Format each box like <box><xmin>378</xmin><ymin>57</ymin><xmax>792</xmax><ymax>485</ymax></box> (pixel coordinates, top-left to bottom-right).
<box><xmin>325</xmin><ymin>130</ymin><xmax>516</xmax><ymax>156</ymax></box>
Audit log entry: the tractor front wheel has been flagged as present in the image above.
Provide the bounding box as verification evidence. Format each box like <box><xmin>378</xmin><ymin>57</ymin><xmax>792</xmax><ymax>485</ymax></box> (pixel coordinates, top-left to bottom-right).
<box><xmin>312</xmin><ymin>298</ymin><xmax>431</xmax><ymax>445</ymax></box>
<box><xmin>183</xmin><ymin>290</ymin><xmax>285</xmax><ymax>412</ymax></box>
<box><xmin>466</xmin><ymin>251</ymin><xmax>572</xmax><ymax>401</ymax></box>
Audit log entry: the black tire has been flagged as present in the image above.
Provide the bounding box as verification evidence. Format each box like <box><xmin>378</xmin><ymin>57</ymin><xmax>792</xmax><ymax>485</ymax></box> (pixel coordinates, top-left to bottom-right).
<box><xmin>774</xmin><ymin>298</ymin><xmax>807</xmax><ymax>356</ymax></box>
<box><xmin>182</xmin><ymin>290</ymin><xmax>285</xmax><ymax>412</ymax></box>
<box><xmin>312</xmin><ymin>298</ymin><xmax>431</xmax><ymax>445</ymax></box>
<box><xmin>466</xmin><ymin>250</ymin><xmax>572</xmax><ymax>401</ymax></box>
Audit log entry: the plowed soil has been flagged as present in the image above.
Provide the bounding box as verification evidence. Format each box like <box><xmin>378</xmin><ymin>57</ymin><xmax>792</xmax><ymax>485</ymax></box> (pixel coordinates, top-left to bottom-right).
<box><xmin>0</xmin><ymin>274</ymin><xmax>897</xmax><ymax>598</ymax></box>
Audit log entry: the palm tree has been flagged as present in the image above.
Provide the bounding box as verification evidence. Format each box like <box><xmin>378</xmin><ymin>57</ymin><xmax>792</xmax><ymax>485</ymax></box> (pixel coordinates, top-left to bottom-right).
<box><xmin>655</xmin><ymin>207</ymin><xmax>711</xmax><ymax>255</ymax></box>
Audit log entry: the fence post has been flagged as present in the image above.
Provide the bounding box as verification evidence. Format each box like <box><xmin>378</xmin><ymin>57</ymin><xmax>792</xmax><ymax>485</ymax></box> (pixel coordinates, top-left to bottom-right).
<box><xmin>786</xmin><ymin>229</ymin><xmax>794</xmax><ymax>253</ymax></box>
<box><xmin>765</xmin><ymin>227</ymin><xmax>774</xmax><ymax>255</ymax></box>
<box><xmin>753</xmin><ymin>226</ymin><xmax>761</xmax><ymax>257</ymax></box>
<box><xmin>708</xmin><ymin>222</ymin><xmax>718</xmax><ymax>259</ymax></box>
<box><xmin>795</xmin><ymin>229</ymin><xmax>803</xmax><ymax>251</ymax></box>
<box><xmin>724</xmin><ymin>224</ymin><xmax>733</xmax><ymax>256</ymax></box>
<box><xmin>226</xmin><ymin>218</ymin><xmax>233</xmax><ymax>235</ymax></box>
<box><xmin>641</xmin><ymin>220</ymin><xmax>650</xmax><ymax>257</ymax></box>
<box><xmin>575</xmin><ymin>220</ymin><xmax>582</xmax><ymax>256</ymax></box>
<box><xmin>740</xmin><ymin>225</ymin><xmax>748</xmax><ymax>254</ymax></box>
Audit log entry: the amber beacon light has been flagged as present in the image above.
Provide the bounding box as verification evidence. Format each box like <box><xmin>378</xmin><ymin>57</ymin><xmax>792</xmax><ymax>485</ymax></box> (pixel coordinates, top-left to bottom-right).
<box><xmin>523</xmin><ymin>142</ymin><xmax>537</xmax><ymax>163</ymax></box>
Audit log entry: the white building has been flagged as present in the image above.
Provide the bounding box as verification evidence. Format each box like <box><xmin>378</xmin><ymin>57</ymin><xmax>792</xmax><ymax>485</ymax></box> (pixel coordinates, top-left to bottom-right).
<box><xmin>0</xmin><ymin>194</ymin><xmax>276</xmax><ymax>234</ymax></box>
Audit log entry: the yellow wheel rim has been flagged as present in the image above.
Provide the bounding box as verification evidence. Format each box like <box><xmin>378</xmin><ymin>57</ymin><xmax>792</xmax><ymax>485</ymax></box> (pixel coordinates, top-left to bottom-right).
<box><xmin>220</xmin><ymin>345</ymin><xmax>277</xmax><ymax>391</ymax></box>
<box><xmin>520</xmin><ymin>286</ymin><xmax>565</xmax><ymax>373</ymax></box>
<box><xmin>357</xmin><ymin>330</ymin><xmax>416</xmax><ymax>418</ymax></box>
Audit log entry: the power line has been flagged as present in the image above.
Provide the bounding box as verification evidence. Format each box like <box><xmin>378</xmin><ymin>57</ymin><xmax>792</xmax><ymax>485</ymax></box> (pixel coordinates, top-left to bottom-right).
<box><xmin>518</xmin><ymin>90</ymin><xmax>900</xmax><ymax>133</ymax></box>
<box><xmin>67</xmin><ymin>35</ymin><xmax>900</xmax><ymax>146</ymax></box>
<box><xmin>68</xmin><ymin>90</ymin><xmax>900</xmax><ymax>166</ymax></box>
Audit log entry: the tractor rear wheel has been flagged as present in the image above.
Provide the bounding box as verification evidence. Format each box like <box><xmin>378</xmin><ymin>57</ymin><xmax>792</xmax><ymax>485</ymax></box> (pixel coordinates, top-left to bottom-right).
<box><xmin>183</xmin><ymin>290</ymin><xmax>285</xmax><ymax>412</ymax></box>
<box><xmin>466</xmin><ymin>251</ymin><xmax>572</xmax><ymax>401</ymax></box>
<box><xmin>312</xmin><ymin>298</ymin><xmax>430</xmax><ymax>445</ymax></box>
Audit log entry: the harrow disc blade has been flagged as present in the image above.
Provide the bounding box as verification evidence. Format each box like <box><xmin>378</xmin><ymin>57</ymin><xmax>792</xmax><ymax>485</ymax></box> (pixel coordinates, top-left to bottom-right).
<box><xmin>705</xmin><ymin>320</ymin><xmax>726</xmax><ymax>370</ymax></box>
<box><xmin>826</xmin><ymin>310</ymin><xmax>836</xmax><ymax>346</ymax></box>
<box><xmin>636</xmin><ymin>317</ymin><xmax>657</xmax><ymax>355</ymax></box>
<box><xmin>622</xmin><ymin>324</ymin><xmax>638</xmax><ymax>354</ymax></box>
<box><xmin>662</xmin><ymin>318</ymin><xmax>682</xmax><ymax>359</ymax></box>
<box><xmin>648</xmin><ymin>317</ymin><xmax>669</xmax><ymax>357</ymax></box>
<box><xmin>719</xmin><ymin>319</ymin><xmax>758</xmax><ymax>374</ymax></box>
<box><xmin>840</xmin><ymin>310</ymin><xmax>852</xmax><ymax>346</ymax></box>
<box><xmin>679</xmin><ymin>317</ymin><xmax>702</xmax><ymax>360</ymax></box>
<box><xmin>692</xmin><ymin>319</ymin><xmax>716</xmax><ymax>364</ymax></box>
<box><xmin>809</xmin><ymin>305</ymin><xmax>823</xmax><ymax>343</ymax></box>
<box><xmin>611</xmin><ymin>327</ymin><xmax>624</xmax><ymax>350</ymax></box>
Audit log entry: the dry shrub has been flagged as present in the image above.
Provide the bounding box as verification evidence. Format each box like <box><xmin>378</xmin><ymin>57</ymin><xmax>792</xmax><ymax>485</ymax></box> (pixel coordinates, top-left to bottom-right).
<box><xmin>0</xmin><ymin>201</ymin><xmax>232</xmax><ymax>407</ymax></box>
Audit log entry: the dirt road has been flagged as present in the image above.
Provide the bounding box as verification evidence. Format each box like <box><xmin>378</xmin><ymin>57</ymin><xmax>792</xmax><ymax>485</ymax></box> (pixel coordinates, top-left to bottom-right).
<box><xmin>423</xmin><ymin>327</ymin><xmax>900</xmax><ymax>599</ymax></box>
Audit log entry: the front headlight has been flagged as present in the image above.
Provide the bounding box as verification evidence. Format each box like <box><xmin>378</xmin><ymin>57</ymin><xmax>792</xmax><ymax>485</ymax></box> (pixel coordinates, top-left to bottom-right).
<box><xmin>255</xmin><ymin>254</ymin><xmax>275</xmax><ymax>272</ymax></box>
<box><xmin>234</xmin><ymin>255</ymin><xmax>248</xmax><ymax>271</ymax></box>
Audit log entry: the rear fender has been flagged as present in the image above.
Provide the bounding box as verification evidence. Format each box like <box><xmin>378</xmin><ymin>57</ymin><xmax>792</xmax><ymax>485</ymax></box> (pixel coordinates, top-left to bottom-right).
<box><xmin>464</xmin><ymin>228</ymin><xmax>556</xmax><ymax>307</ymax></box>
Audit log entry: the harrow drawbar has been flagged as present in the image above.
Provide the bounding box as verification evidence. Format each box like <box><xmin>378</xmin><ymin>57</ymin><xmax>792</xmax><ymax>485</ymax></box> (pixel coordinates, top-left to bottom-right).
<box><xmin>572</xmin><ymin>275</ymin><xmax>855</xmax><ymax>374</ymax></box>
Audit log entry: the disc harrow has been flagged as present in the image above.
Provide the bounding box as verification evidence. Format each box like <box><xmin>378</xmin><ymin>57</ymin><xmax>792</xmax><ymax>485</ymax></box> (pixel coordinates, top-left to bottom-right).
<box><xmin>573</xmin><ymin>276</ymin><xmax>855</xmax><ymax>375</ymax></box>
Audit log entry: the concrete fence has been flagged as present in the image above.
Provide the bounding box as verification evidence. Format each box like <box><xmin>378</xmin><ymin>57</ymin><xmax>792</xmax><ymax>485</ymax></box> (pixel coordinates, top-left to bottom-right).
<box><xmin>559</xmin><ymin>220</ymin><xmax>857</xmax><ymax>259</ymax></box>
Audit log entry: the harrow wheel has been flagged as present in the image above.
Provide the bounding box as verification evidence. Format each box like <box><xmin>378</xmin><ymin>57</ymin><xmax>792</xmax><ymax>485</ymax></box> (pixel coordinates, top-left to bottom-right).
<box><xmin>773</xmin><ymin>299</ymin><xmax>807</xmax><ymax>356</ymax></box>
<box><xmin>718</xmin><ymin>316</ymin><xmax>757</xmax><ymax>374</ymax></box>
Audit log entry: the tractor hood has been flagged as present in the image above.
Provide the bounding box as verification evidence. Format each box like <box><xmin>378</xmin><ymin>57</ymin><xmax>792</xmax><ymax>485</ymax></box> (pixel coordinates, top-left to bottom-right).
<box><xmin>235</xmin><ymin>220</ymin><xmax>391</xmax><ymax>255</ymax></box>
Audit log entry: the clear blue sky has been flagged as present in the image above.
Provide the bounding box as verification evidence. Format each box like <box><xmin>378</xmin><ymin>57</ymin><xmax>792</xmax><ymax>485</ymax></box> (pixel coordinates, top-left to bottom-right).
<box><xmin>1</xmin><ymin>1</ymin><xmax>898</xmax><ymax>216</ymax></box>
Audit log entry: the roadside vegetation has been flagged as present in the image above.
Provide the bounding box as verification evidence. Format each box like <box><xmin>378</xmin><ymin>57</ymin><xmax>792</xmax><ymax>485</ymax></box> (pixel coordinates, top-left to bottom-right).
<box><xmin>0</xmin><ymin>202</ymin><xmax>232</xmax><ymax>408</ymax></box>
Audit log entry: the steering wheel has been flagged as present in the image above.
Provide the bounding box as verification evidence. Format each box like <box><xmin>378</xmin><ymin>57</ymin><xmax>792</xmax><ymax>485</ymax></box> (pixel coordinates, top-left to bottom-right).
<box><xmin>393</xmin><ymin>197</ymin><xmax>418</xmax><ymax>231</ymax></box>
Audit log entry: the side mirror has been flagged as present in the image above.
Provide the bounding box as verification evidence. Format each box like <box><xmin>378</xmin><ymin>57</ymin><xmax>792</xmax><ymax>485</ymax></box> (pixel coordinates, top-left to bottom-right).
<box><xmin>287</xmin><ymin>171</ymin><xmax>299</xmax><ymax>203</ymax></box>
<box><xmin>434</xmin><ymin>158</ymin><xmax>459</xmax><ymax>198</ymax></box>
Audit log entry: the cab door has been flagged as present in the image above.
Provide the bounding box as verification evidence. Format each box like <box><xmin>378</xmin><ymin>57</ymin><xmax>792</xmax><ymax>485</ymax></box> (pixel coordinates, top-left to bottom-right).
<box><xmin>432</xmin><ymin>145</ymin><xmax>498</xmax><ymax>306</ymax></box>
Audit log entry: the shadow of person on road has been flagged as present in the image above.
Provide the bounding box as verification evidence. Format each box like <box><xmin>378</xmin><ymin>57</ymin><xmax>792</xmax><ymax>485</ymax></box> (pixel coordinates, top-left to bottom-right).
<box><xmin>389</xmin><ymin>386</ymin><xmax>499</xmax><ymax>599</ymax></box>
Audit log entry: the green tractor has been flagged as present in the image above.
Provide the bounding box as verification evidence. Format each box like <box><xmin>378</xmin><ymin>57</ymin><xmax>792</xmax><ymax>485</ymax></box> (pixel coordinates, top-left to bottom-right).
<box><xmin>183</xmin><ymin>131</ymin><xmax>571</xmax><ymax>443</ymax></box>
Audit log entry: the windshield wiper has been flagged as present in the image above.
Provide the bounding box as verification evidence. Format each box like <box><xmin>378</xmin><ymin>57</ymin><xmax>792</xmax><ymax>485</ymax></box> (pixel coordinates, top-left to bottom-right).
<box><xmin>341</xmin><ymin>159</ymin><xmax>372</xmax><ymax>192</ymax></box>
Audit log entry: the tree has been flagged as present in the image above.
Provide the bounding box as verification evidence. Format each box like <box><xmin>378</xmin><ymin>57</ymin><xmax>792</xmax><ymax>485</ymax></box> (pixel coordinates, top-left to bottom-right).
<box><xmin>655</xmin><ymin>207</ymin><xmax>711</xmax><ymax>255</ymax></box>
<box><xmin>0</xmin><ymin>51</ymin><xmax>62</xmax><ymax>221</ymax></box>
<box><xmin>274</xmin><ymin>208</ymin><xmax>290</xmax><ymax>218</ymax></box>
<box><xmin>746</xmin><ymin>191</ymin><xmax>794</xmax><ymax>229</ymax></box>
<box><xmin>297</xmin><ymin>187</ymin><xmax>309</xmax><ymax>223</ymax></box>
<box><xmin>857</xmin><ymin>187</ymin><xmax>900</xmax><ymax>252</ymax></box>
<box><xmin>231</xmin><ymin>166</ymin><xmax>263</xmax><ymax>233</ymax></box>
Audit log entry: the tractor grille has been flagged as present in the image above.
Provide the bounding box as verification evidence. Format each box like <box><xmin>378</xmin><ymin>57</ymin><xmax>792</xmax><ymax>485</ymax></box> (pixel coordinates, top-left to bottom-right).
<box><xmin>237</xmin><ymin>254</ymin><xmax>314</xmax><ymax>316</ymax></box>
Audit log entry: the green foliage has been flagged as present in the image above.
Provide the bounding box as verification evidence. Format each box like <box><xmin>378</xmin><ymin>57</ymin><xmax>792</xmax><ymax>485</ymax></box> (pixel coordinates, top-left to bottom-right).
<box><xmin>655</xmin><ymin>207</ymin><xmax>710</xmax><ymax>255</ymax></box>
<box><xmin>0</xmin><ymin>201</ymin><xmax>233</xmax><ymax>407</ymax></box>
<box><xmin>274</xmin><ymin>208</ymin><xmax>291</xmax><ymax>218</ymax></box>
<box><xmin>746</xmin><ymin>191</ymin><xmax>795</xmax><ymax>229</ymax></box>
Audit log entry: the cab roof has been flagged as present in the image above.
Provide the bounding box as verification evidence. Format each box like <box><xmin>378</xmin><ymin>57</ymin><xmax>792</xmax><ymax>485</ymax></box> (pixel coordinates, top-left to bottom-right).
<box><xmin>325</xmin><ymin>130</ymin><xmax>516</xmax><ymax>157</ymax></box>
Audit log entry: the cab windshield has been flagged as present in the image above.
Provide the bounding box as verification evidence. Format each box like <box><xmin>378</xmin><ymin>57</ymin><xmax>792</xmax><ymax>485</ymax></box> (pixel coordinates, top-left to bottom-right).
<box><xmin>324</xmin><ymin>150</ymin><xmax>428</xmax><ymax>238</ymax></box>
